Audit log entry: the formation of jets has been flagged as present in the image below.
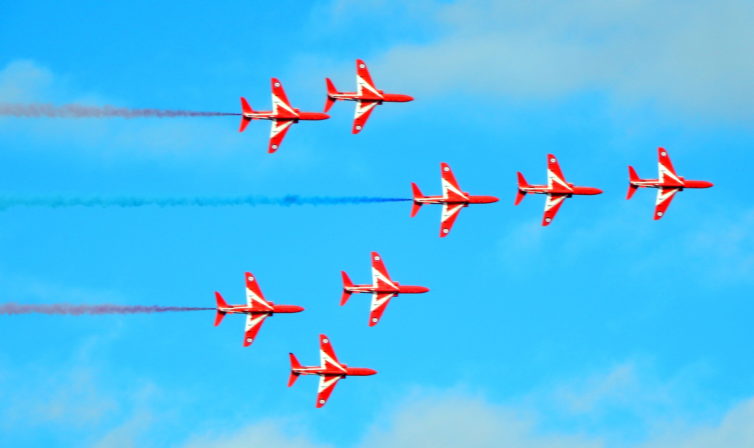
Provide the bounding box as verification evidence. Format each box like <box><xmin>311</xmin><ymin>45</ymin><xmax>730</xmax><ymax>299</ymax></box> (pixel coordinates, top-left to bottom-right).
<box><xmin>239</xmin><ymin>59</ymin><xmax>413</xmax><ymax>152</ymax></box>
<box><xmin>219</xmin><ymin>61</ymin><xmax>714</xmax><ymax>408</ymax></box>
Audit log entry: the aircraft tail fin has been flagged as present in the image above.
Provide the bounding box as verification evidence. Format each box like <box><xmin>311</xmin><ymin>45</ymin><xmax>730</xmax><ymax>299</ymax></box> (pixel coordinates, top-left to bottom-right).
<box><xmin>214</xmin><ymin>292</ymin><xmax>228</xmax><ymax>326</ymax></box>
<box><xmin>239</xmin><ymin>97</ymin><xmax>253</xmax><ymax>132</ymax></box>
<box><xmin>288</xmin><ymin>353</ymin><xmax>302</xmax><ymax>387</ymax></box>
<box><xmin>627</xmin><ymin>166</ymin><xmax>639</xmax><ymax>199</ymax></box>
<box><xmin>324</xmin><ymin>78</ymin><xmax>338</xmax><ymax>112</ymax></box>
<box><xmin>340</xmin><ymin>271</ymin><xmax>353</xmax><ymax>306</ymax></box>
<box><xmin>410</xmin><ymin>182</ymin><xmax>424</xmax><ymax>217</ymax></box>
<box><xmin>515</xmin><ymin>172</ymin><xmax>528</xmax><ymax>205</ymax></box>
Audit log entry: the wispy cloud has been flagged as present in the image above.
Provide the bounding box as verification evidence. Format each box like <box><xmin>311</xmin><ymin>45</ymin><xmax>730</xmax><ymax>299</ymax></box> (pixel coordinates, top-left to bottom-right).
<box><xmin>367</xmin><ymin>0</ymin><xmax>754</xmax><ymax>122</ymax></box>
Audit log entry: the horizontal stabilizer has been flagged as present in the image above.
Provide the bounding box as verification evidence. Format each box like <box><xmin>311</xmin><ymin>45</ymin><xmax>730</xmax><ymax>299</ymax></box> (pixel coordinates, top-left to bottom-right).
<box><xmin>410</xmin><ymin>183</ymin><xmax>424</xmax><ymax>217</ymax></box>
<box><xmin>340</xmin><ymin>271</ymin><xmax>353</xmax><ymax>306</ymax></box>
<box><xmin>288</xmin><ymin>353</ymin><xmax>302</xmax><ymax>387</ymax></box>
<box><xmin>515</xmin><ymin>172</ymin><xmax>528</xmax><ymax>205</ymax></box>
<box><xmin>325</xmin><ymin>78</ymin><xmax>338</xmax><ymax>112</ymax></box>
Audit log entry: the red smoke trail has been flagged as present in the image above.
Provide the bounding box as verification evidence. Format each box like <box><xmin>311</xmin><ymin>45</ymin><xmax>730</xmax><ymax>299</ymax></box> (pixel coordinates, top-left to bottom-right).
<box><xmin>0</xmin><ymin>303</ymin><xmax>214</xmax><ymax>315</ymax></box>
<box><xmin>0</xmin><ymin>103</ymin><xmax>240</xmax><ymax>118</ymax></box>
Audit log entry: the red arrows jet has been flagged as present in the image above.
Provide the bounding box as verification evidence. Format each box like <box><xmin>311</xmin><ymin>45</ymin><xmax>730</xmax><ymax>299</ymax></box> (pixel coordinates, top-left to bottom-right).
<box><xmin>288</xmin><ymin>334</ymin><xmax>377</xmax><ymax>408</ymax></box>
<box><xmin>214</xmin><ymin>272</ymin><xmax>304</xmax><ymax>347</ymax></box>
<box><xmin>340</xmin><ymin>252</ymin><xmax>429</xmax><ymax>326</ymax></box>
<box><xmin>516</xmin><ymin>154</ymin><xmax>603</xmax><ymax>226</ymax></box>
<box><xmin>411</xmin><ymin>162</ymin><xmax>499</xmax><ymax>237</ymax></box>
<box><xmin>627</xmin><ymin>147</ymin><xmax>713</xmax><ymax>220</ymax></box>
<box><xmin>239</xmin><ymin>78</ymin><xmax>330</xmax><ymax>153</ymax></box>
<box><xmin>324</xmin><ymin>59</ymin><xmax>413</xmax><ymax>134</ymax></box>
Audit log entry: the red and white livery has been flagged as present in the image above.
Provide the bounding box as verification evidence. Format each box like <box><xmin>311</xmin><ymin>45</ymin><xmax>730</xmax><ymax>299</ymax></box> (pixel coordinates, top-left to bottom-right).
<box><xmin>411</xmin><ymin>162</ymin><xmax>499</xmax><ymax>237</ymax></box>
<box><xmin>239</xmin><ymin>78</ymin><xmax>330</xmax><ymax>153</ymax></box>
<box><xmin>627</xmin><ymin>147</ymin><xmax>713</xmax><ymax>220</ymax></box>
<box><xmin>214</xmin><ymin>272</ymin><xmax>304</xmax><ymax>347</ymax></box>
<box><xmin>340</xmin><ymin>252</ymin><xmax>429</xmax><ymax>327</ymax></box>
<box><xmin>515</xmin><ymin>154</ymin><xmax>603</xmax><ymax>226</ymax></box>
<box><xmin>324</xmin><ymin>59</ymin><xmax>413</xmax><ymax>134</ymax></box>
<box><xmin>288</xmin><ymin>334</ymin><xmax>377</xmax><ymax>408</ymax></box>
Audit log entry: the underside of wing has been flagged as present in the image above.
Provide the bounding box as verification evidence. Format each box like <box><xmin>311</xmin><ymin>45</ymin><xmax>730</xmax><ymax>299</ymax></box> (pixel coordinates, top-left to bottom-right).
<box><xmin>243</xmin><ymin>313</ymin><xmax>268</xmax><ymax>347</ymax></box>
<box><xmin>542</xmin><ymin>194</ymin><xmax>567</xmax><ymax>226</ymax></box>
<box><xmin>270</xmin><ymin>78</ymin><xmax>297</xmax><ymax>117</ymax></box>
<box><xmin>546</xmin><ymin>154</ymin><xmax>570</xmax><ymax>191</ymax></box>
<box><xmin>355</xmin><ymin>59</ymin><xmax>381</xmax><ymax>99</ymax></box>
<box><xmin>440</xmin><ymin>163</ymin><xmax>468</xmax><ymax>202</ymax></box>
<box><xmin>440</xmin><ymin>203</ymin><xmax>465</xmax><ymax>237</ymax></box>
<box><xmin>654</xmin><ymin>187</ymin><xmax>679</xmax><ymax>220</ymax></box>
<box><xmin>316</xmin><ymin>374</ymin><xmax>344</xmax><ymax>408</ymax></box>
<box><xmin>657</xmin><ymin>148</ymin><xmax>683</xmax><ymax>186</ymax></box>
<box><xmin>369</xmin><ymin>292</ymin><xmax>396</xmax><ymax>327</ymax></box>
<box><xmin>269</xmin><ymin>120</ymin><xmax>294</xmax><ymax>153</ymax></box>
<box><xmin>319</xmin><ymin>334</ymin><xmax>345</xmax><ymax>370</ymax></box>
<box><xmin>370</xmin><ymin>252</ymin><xmax>396</xmax><ymax>289</ymax></box>
<box><xmin>245</xmin><ymin>272</ymin><xmax>273</xmax><ymax>311</ymax></box>
<box><xmin>352</xmin><ymin>101</ymin><xmax>379</xmax><ymax>134</ymax></box>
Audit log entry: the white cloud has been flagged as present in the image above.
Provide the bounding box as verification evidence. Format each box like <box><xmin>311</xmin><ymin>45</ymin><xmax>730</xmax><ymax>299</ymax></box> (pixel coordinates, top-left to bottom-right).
<box><xmin>358</xmin><ymin>393</ymin><xmax>602</xmax><ymax>448</ymax></box>
<box><xmin>638</xmin><ymin>398</ymin><xmax>754</xmax><ymax>448</ymax></box>
<box><xmin>370</xmin><ymin>0</ymin><xmax>754</xmax><ymax>121</ymax></box>
<box><xmin>182</xmin><ymin>420</ymin><xmax>332</xmax><ymax>448</ymax></box>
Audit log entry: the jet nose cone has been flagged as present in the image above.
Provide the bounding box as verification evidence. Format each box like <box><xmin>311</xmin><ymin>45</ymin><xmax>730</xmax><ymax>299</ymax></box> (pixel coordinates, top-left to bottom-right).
<box><xmin>291</xmin><ymin>305</ymin><xmax>305</xmax><ymax>313</ymax></box>
<box><xmin>364</xmin><ymin>368</ymin><xmax>378</xmax><ymax>376</ymax></box>
<box><xmin>486</xmin><ymin>196</ymin><xmax>500</xmax><ymax>203</ymax></box>
<box><xmin>702</xmin><ymin>181</ymin><xmax>714</xmax><ymax>188</ymax></box>
<box><xmin>404</xmin><ymin>95</ymin><xmax>414</xmax><ymax>102</ymax></box>
<box><xmin>417</xmin><ymin>286</ymin><xmax>430</xmax><ymax>294</ymax></box>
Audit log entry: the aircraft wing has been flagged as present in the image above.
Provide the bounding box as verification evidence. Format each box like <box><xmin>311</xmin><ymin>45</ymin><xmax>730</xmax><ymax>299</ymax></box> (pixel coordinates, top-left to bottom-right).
<box><xmin>245</xmin><ymin>272</ymin><xmax>273</xmax><ymax>311</ymax></box>
<box><xmin>355</xmin><ymin>59</ymin><xmax>382</xmax><ymax>99</ymax></box>
<box><xmin>370</xmin><ymin>252</ymin><xmax>396</xmax><ymax>289</ymax></box>
<box><xmin>369</xmin><ymin>292</ymin><xmax>396</xmax><ymax>327</ymax></box>
<box><xmin>319</xmin><ymin>334</ymin><xmax>344</xmax><ymax>370</ymax></box>
<box><xmin>243</xmin><ymin>313</ymin><xmax>268</xmax><ymax>347</ymax></box>
<box><xmin>268</xmin><ymin>119</ymin><xmax>294</xmax><ymax>153</ymax></box>
<box><xmin>316</xmin><ymin>374</ymin><xmax>344</xmax><ymax>408</ymax></box>
<box><xmin>657</xmin><ymin>147</ymin><xmax>683</xmax><ymax>186</ymax></box>
<box><xmin>352</xmin><ymin>101</ymin><xmax>379</xmax><ymax>134</ymax></box>
<box><xmin>546</xmin><ymin>154</ymin><xmax>571</xmax><ymax>191</ymax></box>
<box><xmin>654</xmin><ymin>187</ymin><xmax>680</xmax><ymax>220</ymax></box>
<box><xmin>270</xmin><ymin>78</ymin><xmax>297</xmax><ymax>118</ymax></box>
<box><xmin>542</xmin><ymin>194</ymin><xmax>568</xmax><ymax>226</ymax></box>
<box><xmin>440</xmin><ymin>202</ymin><xmax>465</xmax><ymax>237</ymax></box>
<box><xmin>440</xmin><ymin>163</ymin><xmax>468</xmax><ymax>201</ymax></box>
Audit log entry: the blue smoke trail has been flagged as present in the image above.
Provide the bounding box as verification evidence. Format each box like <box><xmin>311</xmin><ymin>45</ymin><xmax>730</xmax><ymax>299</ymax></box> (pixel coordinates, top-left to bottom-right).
<box><xmin>0</xmin><ymin>195</ymin><xmax>411</xmax><ymax>210</ymax></box>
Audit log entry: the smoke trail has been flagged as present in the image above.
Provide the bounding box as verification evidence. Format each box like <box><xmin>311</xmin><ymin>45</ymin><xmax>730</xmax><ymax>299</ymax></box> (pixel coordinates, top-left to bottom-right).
<box><xmin>0</xmin><ymin>195</ymin><xmax>411</xmax><ymax>210</ymax></box>
<box><xmin>0</xmin><ymin>103</ymin><xmax>240</xmax><ymax>118</ymax></box>
<box><xmin>0</xmin><ymin>303</ymin><xmax>213</xmax><ymax>315</ymax></box>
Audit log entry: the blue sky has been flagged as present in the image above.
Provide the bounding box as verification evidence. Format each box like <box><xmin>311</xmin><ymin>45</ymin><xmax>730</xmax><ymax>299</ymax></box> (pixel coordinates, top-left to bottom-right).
<box><xmin>1</xmin><ymin>1</ymin><xmax>753</xmax><ymax>447</ymax></box>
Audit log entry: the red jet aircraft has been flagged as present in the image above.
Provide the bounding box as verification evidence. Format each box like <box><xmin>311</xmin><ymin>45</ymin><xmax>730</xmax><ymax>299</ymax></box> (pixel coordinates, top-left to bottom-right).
<box><xmin>340</xmin><ymin>252</ymin><xmax>429</xmax><ymax>327</ymax></box>
<box><xmin>214</xmin><ymin>272</ymin><xmax>304</xmax><ymax>347</ymax></box>
<box><xmin>627</xmin><ymin>147</ymin><xmax>713</xmax><ymax>220</ymax></box>
<box><xmin>324</xmin><ymin>59</ymin><xmax>413</xmax><ymax>134</ymax></box>
<box><xmin>411</xmin><ymin>162</ymin><xmax>499</xmax><ymax>237</ymax></box>
<box><xmin>288</xmin><ymin>334</ymin><xmax>377</xmax><ymax>408</ymax></box>
<box><xmin>239</xmin><ymin>78</ymin><xmax>330</xmax><ymax>153</ymax></box>
<box><xmin>516</xmin><ymin>154</ymin><xmax>603</xmax><ymax>226</ymax></box>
